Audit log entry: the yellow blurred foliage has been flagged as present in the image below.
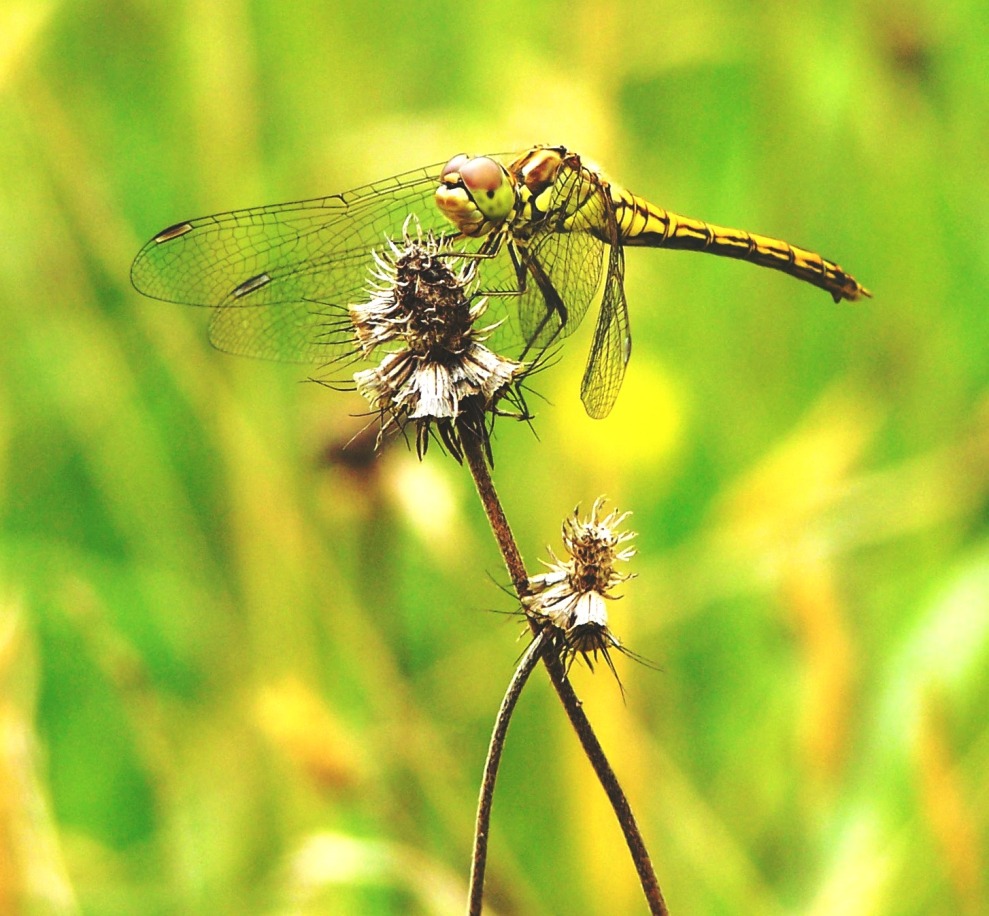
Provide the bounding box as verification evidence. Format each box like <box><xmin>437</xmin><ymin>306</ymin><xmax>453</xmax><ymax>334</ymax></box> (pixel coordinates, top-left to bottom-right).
<box><xmin>256</xmin><ymin>677</ymin><xmax>364</xmax><ymax>792</ymax></box>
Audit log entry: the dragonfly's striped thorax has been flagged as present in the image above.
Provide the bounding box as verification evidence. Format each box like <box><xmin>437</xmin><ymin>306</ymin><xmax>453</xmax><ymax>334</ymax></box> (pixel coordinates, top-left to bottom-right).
<box><xmin>508</xmin><ymin>147</ymin><xmax>577</xmax><ymax>229</ymax></box>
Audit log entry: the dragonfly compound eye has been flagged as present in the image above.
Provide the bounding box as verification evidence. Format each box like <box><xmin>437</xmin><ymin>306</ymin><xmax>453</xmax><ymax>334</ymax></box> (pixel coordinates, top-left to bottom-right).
<box><xmin>440</xmin><ymin>153</ymin><xmax>470</xmax><ymax>179</ymax></box>
<box><xmin>458</xmin><ymin>157</ymin><xmax>513</xmax><ymax>222</ymax></box>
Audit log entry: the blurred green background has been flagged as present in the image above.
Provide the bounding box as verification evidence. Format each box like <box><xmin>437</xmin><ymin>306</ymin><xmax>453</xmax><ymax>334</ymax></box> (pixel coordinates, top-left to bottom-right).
<box><xmin>2</xmin><ymin>0</ymin><xmax>987</xmax><ymax>913</ymax></box>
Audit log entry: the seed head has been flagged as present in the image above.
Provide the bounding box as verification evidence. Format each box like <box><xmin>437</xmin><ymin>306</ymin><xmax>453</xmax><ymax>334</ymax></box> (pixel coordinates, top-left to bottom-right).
<box><xmin>350</xmin><ymin>221</ymin><xmax>526</xmax><ymax>460</ymax></box>
<box><xmin>524</xmin><ymin>498</ymin><xmax>638</xmax><ymax>677</ymax></box>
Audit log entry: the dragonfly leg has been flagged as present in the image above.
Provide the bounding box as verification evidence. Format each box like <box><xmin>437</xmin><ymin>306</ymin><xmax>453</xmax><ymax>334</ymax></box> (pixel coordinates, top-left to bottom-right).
<box><xmin>433</xmin><ymin>230</ymin><xmax>569</xmax><ymax>360</ymax></box>
<box><xmin>516</xmin><ymin>249</ymin><xmax>568</xmax><ymax>360</ymax></box>
<box><xmin>432</xmin><ymin>228</ymin><xmax>506</xmax><ymax>264</ymax></box>
<box><xmin>469</xmin><ymin>240</ymin><xmax>570</xmax><ymax>359</ymax></box>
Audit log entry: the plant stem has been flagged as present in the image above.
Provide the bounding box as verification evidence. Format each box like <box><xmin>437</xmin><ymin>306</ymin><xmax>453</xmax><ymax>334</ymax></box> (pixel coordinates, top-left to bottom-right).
<box><xmin>467</xmin><ymin>630</ymin><xmax>547</xmax><ymax>916</ymax></box>
<box><xmin>460</xmin><ymin>427</ymin><xmax>529</xmax><ymax>597</ymax></box>
<box><xmin>459</xmin><ymin>423</ymin><xmax>668</xmax><ymax>915</ymax></box>
<box><xmin>540</xmin><ymin>649</ymin><xmax>668</xmax><ymax>914</ymax></box>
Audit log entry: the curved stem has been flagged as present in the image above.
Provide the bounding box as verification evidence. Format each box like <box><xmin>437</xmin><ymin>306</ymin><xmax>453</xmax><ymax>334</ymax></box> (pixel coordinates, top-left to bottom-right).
<box><xmin>459</xmin><ymin>424</ymin><xmax>668</xmax><ymax>915</ymax></box>
<box><xmin>460</xmin><ymin>425</ymin><xmax>529</xmax><ymax>597</ymax></box>
<box><xmin>540</xmin><ymin>649</ymin><xmax>667</xmax><ymax>914</ymax></box>
<box><xmin>467</xmin><ymin>631</ymin><xmax>547</xmax><ymax>916</ymax></box>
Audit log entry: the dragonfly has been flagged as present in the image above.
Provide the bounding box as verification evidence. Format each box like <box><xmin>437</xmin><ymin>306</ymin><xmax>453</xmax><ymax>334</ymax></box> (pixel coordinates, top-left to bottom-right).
<box><xmin>131</xmin><ymin>145</ymin><xmax>870</xmax><ymax>418</ymax></box>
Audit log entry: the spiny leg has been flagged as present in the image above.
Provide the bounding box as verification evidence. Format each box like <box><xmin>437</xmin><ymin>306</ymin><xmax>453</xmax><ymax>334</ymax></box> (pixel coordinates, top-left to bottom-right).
<box><xmin>452</xmin><ymin>234</ymin><xmax>571</xmax><ymax>361</ymax></box>
<box><xmin>516</xmin><ymin>251</ymin><xmax>569</xmax><ymax>362</ymax></box>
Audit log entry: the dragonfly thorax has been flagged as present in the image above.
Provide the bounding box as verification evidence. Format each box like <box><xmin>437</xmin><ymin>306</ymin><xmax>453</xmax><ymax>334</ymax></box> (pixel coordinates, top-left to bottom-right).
<box><xmin>507</xmin><ymin>147</ymin><xmax>570</xmax><ymax>224</ymax></box>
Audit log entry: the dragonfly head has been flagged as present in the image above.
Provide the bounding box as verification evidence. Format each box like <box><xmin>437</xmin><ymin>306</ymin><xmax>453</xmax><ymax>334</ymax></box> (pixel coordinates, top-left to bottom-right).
<box><xmin>435</xmin><ymin>154</ymin><xmax>516</xmax><ymax>237</ymax></box>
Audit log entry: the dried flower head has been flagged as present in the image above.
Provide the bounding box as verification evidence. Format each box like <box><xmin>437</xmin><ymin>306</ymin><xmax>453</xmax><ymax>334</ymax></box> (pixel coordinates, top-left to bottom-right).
<box><xmin>350</xmin><ymin>220</ymin><xmax>526</xmax><ymax>461</ymax></box>
<box><xmin>524</xmin><ymin>498</ymin><xmax>639</xmax><ymax>678</ymax></box>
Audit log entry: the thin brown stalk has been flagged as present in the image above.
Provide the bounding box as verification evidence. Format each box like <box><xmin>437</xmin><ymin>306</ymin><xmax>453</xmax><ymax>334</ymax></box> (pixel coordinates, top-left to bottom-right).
<box><xmin>459</xmin><ymin>421</ymin><xmax>668</xmax><ymax>915</ymax></box>
<box><xmin>467</xmin><ymin>631</ymin><xmax>547</xmax><ymax>916</ymax></box>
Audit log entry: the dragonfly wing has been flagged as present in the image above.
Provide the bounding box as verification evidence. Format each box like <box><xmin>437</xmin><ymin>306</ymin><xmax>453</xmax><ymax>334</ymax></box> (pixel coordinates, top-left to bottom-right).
<box><xmin>525</xmin><ymin>228</ymin><xmax>605</xmax><ymax>345</ymax></box>
<box><xmin>515</xmin><ymin>164</ymin><xmax>609</xmax><ymax>351</ymax></box>
<box><xmin>131</xmin><ymin>163</ymin><xmax>461</xmax><ymax>361</ymax></box>
<box><xmin>579</xmin><ymin>240</ymin><xmax>630</xmax><ymax>419</ymax></box>
<box><xmin>206</xmin><ymin>298</ymin><xmax>355</xmax><ymax>363</ymax></box>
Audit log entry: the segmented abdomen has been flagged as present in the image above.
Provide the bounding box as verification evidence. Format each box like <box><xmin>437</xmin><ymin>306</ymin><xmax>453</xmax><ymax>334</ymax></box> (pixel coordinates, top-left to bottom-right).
<box><xmin>613</xmin><ymin>188</ymin><xmax>870</xmax><ymax>303</ymax></box>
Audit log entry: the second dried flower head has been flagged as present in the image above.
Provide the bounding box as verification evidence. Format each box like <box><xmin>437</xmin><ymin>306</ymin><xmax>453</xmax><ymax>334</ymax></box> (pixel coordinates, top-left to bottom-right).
<box><xmin>525</xmin><ymin>498</ymin><xmax>638</xmax><ymax>676</ymax></box>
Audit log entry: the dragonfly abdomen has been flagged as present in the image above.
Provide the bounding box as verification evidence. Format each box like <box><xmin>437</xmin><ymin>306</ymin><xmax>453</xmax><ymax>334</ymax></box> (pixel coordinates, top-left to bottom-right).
<box><xmin>613</xmin><ymin>189</ymin><xmax>870</xmax><ymax>303</ymax></box>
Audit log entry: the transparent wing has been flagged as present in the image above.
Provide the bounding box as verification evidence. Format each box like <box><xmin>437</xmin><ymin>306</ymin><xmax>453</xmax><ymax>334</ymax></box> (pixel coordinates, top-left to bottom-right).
<box><xmin>131</xmin><ymin>164</ymin><xmax>451</xmax><ymax>307</ymax></box>
<box><xmin>516</xmin><ymin>229</ymin><xmax>606</xmax><ymax>351</ymax></box>
<box><xmin>508</xmin><ymin>161</ymin><xmax>629</xmax><ymax>415</ymax></box>
<box><xmin>579</xmin><ymin>239</ymin><xmax>630</xmax><ymax>419</ymax></box>
<box><xmin>130</xmin><ymin>156</ymin><xmax>524</xmax><ymax>362</ymax></box>
<box><xmin>514</xmin><ymin>163</ymin><xmax>609</xmax><ymax>351</ymax></box>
